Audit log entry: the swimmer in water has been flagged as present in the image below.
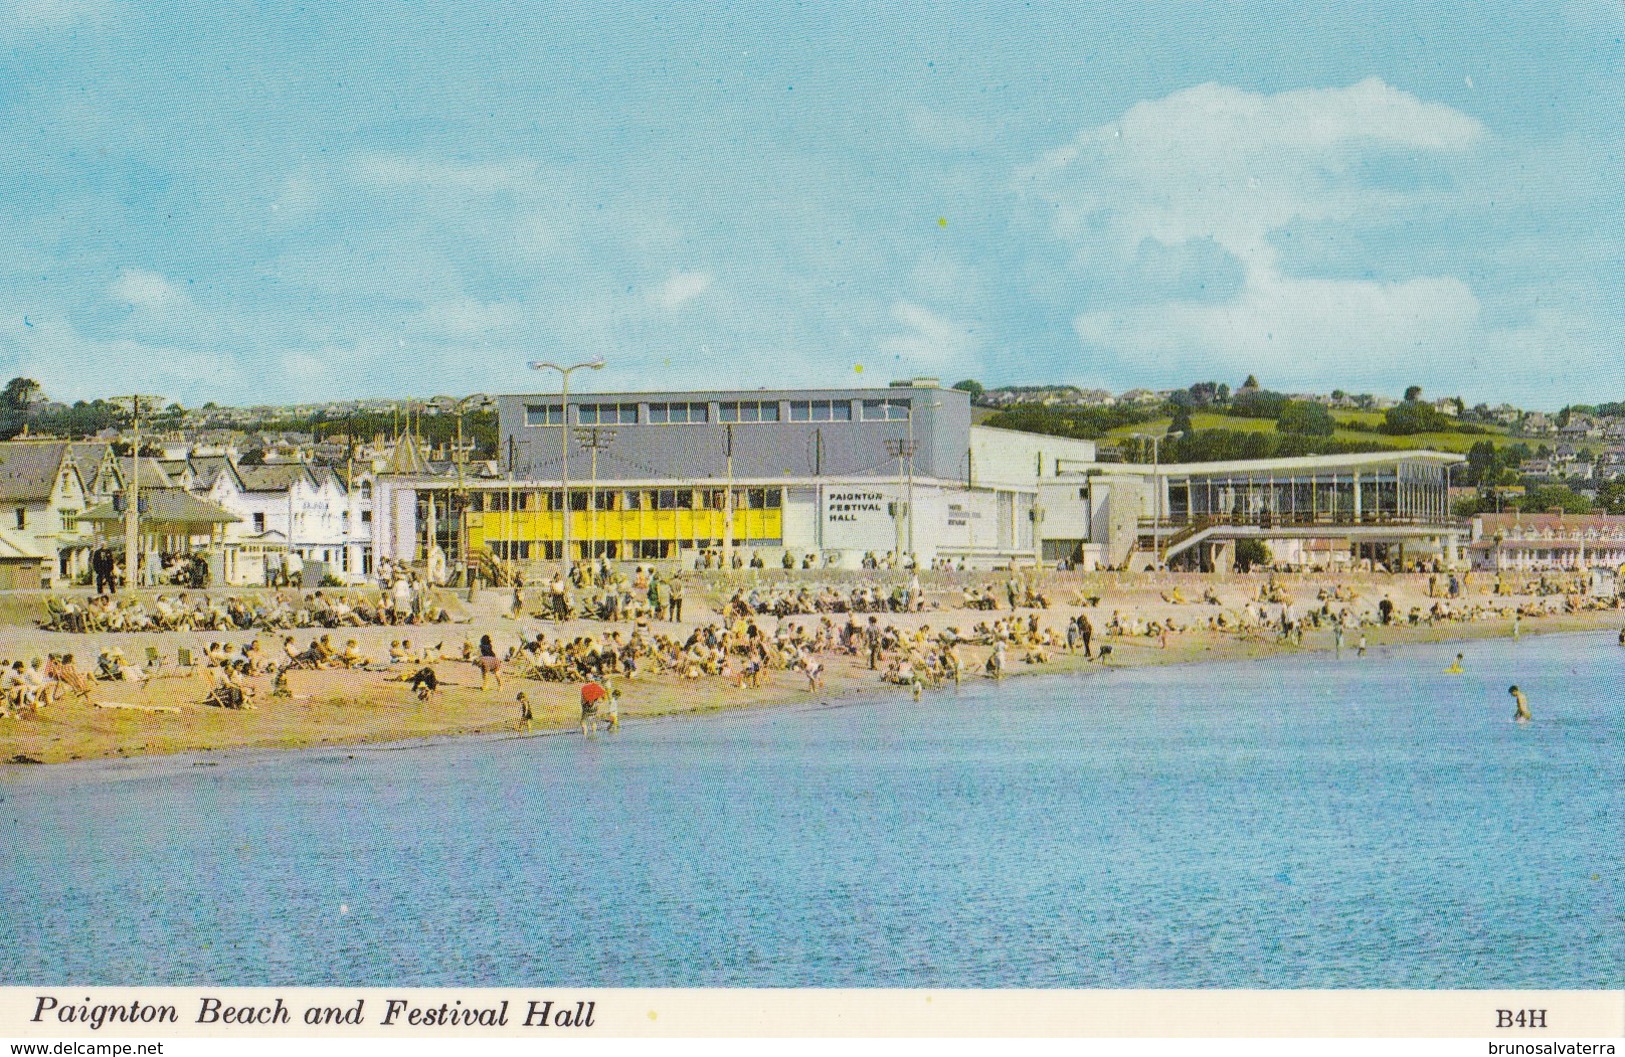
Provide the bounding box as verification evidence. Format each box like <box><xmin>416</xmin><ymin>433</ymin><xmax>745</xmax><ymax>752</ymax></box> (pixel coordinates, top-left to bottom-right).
<box><xmin>1508</xmin><ymin>684</ymin><xmax>1532</xmax><ymax>723</ymax></box>
<box><xmin>1444</xmin><ymin>653</ymin><xmax>1464</xmax><ymax>674</ymax></box>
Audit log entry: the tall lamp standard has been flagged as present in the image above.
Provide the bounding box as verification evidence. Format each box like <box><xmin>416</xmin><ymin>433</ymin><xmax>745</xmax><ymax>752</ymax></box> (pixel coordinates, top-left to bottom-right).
<box><xmin>1129</xmin><ymin>430</ymin><xmax>1183</xmax><ymax>568</ymax></box>
<box><xmin>527</xmin><ymin>358</ymin><xmax>605</xmax><ymax>579</ymax></box>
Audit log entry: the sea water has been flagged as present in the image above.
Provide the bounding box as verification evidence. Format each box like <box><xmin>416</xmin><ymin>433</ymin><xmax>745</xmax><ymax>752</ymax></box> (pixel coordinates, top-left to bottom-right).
<box><xmin>3</xmin><ymin>632</ymin><xmax>1620</xmax><ymax>987</ymax></box>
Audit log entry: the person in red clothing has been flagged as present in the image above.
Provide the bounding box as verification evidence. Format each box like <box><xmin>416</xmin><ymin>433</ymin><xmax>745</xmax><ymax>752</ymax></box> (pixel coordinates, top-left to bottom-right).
<box><xmin>580</xmin><ymin>680</ymin><xmax>608</xmax><ymax>735</ymax></box>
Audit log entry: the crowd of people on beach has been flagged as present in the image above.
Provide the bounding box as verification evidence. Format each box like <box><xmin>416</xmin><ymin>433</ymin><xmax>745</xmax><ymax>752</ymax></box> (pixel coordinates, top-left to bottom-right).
<box><xmin>39</xmin><ymin>581</ymin><xmax>465</xmax><ymax>635</ymax></box>
<box><xmin>9</xmin><ymin>565</ymin><xmax>1625</xmax><ymax>727</ymax></box>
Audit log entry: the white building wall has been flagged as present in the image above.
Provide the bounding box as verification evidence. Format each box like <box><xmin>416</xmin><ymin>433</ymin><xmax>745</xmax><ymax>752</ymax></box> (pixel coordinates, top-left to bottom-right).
<box><xmin>969</xmin><ymin>427</ymin><xmax>1096</xmax><ymax>487</ymax></box>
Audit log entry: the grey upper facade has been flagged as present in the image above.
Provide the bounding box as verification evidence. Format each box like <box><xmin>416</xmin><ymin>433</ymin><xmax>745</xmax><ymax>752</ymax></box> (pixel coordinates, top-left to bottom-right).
<box><xmin>496</xmin><ymin>380</ymin><xmax>973</xmax><ymax>484</ymax></box>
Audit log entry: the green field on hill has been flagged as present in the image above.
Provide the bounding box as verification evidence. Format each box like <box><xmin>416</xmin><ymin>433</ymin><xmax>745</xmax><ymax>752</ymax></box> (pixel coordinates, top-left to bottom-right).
<box><xmin>1098</xmin><ymin>411</ymin><xmax>1536</xmax><ymax>455</ymax></box>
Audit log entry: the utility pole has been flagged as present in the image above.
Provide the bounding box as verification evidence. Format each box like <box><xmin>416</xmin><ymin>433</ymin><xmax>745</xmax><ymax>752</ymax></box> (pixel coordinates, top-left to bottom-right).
<box><xmin>119</xmin><ymin>394</ymin><xmax>164</xmax><ymax>589</ymax></box>
<box><xmin>433</xmin><ymin>393</ymin><xmax>489</xmax><ymax>598</ymax></box>
<box><xmin>721</xmin><ymin>423</ymin><xmax>734</xmax><ymax>569</ymax></box>
<box><xmin>505</xmin><ymin>435</ymin><xmax>516</xmax><ymax>577</ymax></box>
<box><xmin>574</xmin><ymin>426</ymin><xmax>616</xmax><ymax>564</ymax></box>
<box><xmin>904</xmin><ymin>399</ymin><xmax>941</xmax><ymax>562</ymax></box>
<box><xmin>885</xmin><ymin>437</ymin><xmax>916</xmax><ymax>563</ymax></box>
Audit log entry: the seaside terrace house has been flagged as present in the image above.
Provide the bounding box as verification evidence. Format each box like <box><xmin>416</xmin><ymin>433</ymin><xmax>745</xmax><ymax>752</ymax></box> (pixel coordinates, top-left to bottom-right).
<box><xmin>216</xmin><ymin>463</ymin><xmax>350</xmax><ymax>584</ymax></box>
<box><xmin>1466</xmin><ymin>512</ymin><xmax>1625</xmax><ymax>573</ymax></box>
<box><xmin>0</xmin><ymin>440</ymin><xmax>94</xmax><ymax>587</ymax></box>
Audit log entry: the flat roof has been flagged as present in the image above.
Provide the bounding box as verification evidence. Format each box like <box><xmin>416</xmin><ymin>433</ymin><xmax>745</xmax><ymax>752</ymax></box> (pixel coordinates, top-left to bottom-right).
<box><xmin>502</xmin><ymin>383</ymin><xmax>959</xmax><ymax>401</ymax></box>
<box><xmin>1097</xmin><ymin>450</ymin><xmax>1466</xmax><ymax>476</ymax></box>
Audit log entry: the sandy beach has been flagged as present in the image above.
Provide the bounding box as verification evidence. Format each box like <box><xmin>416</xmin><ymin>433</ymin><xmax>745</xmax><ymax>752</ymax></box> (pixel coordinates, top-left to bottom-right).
<box><xmin>2</xmin><ymin>570</ymin><xmax>1620</xmax><ymax>766</ymax></box>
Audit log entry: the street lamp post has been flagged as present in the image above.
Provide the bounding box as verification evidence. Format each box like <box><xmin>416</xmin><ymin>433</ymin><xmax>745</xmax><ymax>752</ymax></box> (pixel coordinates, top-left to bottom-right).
<box><xmin>1130</xmin><ymin>430</ymin><xmax>1183</xmax><ymax>568</ymax></box>
<box><xmin>528</xmin><ymin>358</ymin><xmax>605</xmax><ymax>579</ymax></box>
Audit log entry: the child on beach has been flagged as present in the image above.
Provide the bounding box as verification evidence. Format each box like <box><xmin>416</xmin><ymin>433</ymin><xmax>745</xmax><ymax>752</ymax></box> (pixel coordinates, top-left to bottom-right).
<box><xmin>1508</xmin><ymin>685</ymin><xmax>1532</xmax><ymax>722</ymax></box>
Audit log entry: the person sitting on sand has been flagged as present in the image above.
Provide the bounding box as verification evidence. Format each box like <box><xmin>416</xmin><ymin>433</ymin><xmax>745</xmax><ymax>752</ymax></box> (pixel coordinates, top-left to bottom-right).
<box><xmin>2</xmin><ymin>661</ymin><xmax>38</xmax><ymax>711</ymax></box>
<box><xmin>23</xmin><ymin>658</ymin><xmax>60</xmax><ymax>708</ymax></box>
<box><xmin>100</xmin><ymin>648</ymin><xmax>144</xmax><ymax>682</ymax></box>
<box><xmin>338</xmin><ymin>639</ymin><xmax>371</xmax><ymax>669</ymax></box>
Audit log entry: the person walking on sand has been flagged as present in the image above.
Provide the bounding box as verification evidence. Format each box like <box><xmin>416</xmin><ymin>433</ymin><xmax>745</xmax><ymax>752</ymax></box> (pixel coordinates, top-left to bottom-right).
<box><xmin>517</xmin><ymin>691</ymin><xmax>533</xmax><ymax>727</ymax></box>
<box><xmin>474</xmin><ymin>633</ymin><xmax>502</xmax><ymax>690</ymax></box>
<box><xmin>864</xmin><ymin>616</ymin><xmax>882</xmax><ymax>670</ymax></box>
<box><xmin>1334</xmin><ymin>622</ymin><xmax>1344</xmax><ymax>658</ymax></box>
<box><xmin>1512</xmin><ymin>610</ymin><xmax>1521</xmax><ymax>640</ymax></box>
<box><xmin>1080</xmin><ymin>614</ymin><xmax>1094</xmax><ymax>659</ymax></box>
<box><xmin>1508</xmin><ymin>684</ymin><xmax>1532</xmax><ymax>722</ymax></box>
<box><xmin>1357</xmin><ymin>631</ymin><xmax>1368</xmax><ymax>657</ymax></box>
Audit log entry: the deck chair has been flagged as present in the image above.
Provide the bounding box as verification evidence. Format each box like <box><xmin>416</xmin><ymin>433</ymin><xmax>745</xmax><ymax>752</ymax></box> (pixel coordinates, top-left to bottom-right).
<box><xmin>176</xmin><ymin>647</ymin><xmax>203</xmax><ymax>677</ymax></box>
<box><xmin>143</xmin><ymin>646</ymin><xmax>189</xmax><ymax>683</ymax></box>
<box><xmin>61</xmin><ymin>673</ymin><xmax>95</xmax><ymax>705</ymax></box>
<box><xmin>508</xmin><ymin>649</ymin><xmax>549</xmax><ymax>682</ymax></box>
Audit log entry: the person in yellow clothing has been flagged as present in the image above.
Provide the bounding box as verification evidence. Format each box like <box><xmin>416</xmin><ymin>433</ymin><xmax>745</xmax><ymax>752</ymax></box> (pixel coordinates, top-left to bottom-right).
<box><xmin>1443</xmin><ymin>653</ymin><xmax>1464</xmax><ymax>674</ymax></box>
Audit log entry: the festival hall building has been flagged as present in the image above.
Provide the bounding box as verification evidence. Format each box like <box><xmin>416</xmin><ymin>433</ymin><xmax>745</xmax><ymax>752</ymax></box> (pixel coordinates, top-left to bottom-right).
<box><xmin>373</xmin><ymin>379</ymin><xmax>1098</xmax><ymax>572</ymax></box>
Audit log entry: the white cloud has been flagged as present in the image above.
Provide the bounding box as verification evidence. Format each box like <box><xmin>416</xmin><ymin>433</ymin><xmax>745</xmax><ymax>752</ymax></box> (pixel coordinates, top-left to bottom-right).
<box><xmin>407</xmin><ymin>297</ymin><xmax>524</xmax><ymax>339</ymax></box>
<box><xmin>1075</xmin><ymin>272</ymin><xmax>1483</xmax><ymax>390</ymax></box>
<box><xmin>1014</xmin><ymin>78</ymin><xmax>1610</xmax><ymax>394</ymax></box>
<box><xmin>2</xmin><ymin>0</ymin><xmax>118</xmax><ymax>30</ymax></box>
<box><xmin>0</xmin><ymin>314</ymin><xmax>246</xmax><ymax>404</ymax></box>
<box><xmin>1027</xmin><ymin>78</ymin><xmax>1484</xmax><ymax>273</ymax></box>
<box><xmin>650</xmin><ymin>270</ymin><xmax>713</xmax><ymax>310</ymax></box>
<box><xmin>108</xmin><ymin>268</ymin><xmax>189</xmax><ymax>311</ymax></box>
<box><xmin>347</xmin><ymin>155</ymin><xmax>544</xmax><ymax>195</ymax></box>
<box><xmin>878</xmin><ymin>301</ymin><xmax>981</xmax><ymax>377</ymax></box>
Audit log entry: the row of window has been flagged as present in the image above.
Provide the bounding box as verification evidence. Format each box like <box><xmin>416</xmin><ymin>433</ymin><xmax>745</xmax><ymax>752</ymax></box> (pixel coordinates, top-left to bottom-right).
<box><xmin>524</xmin><ymin>398</ymin><xmax>913</xmax><ymax>427</ymax></box>
<box><xmin>470</xmin><ymin>487</ymin><xmax>784</xmax><ymax>513</ymax></box>
<box><xmin>488</xmin><ymin>539</ymin><xmax>784</xmax><ymax>561</ymax></box>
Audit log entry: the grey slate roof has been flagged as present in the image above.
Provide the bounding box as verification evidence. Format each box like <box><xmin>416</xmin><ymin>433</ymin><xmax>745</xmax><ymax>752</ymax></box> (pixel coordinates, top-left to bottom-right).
<box><xmin>80</xmin><ymin>488</ymin><xmax>239</xmax><ymax>525</ymax></box>
<box><xmin>0</xmin><ymin>441</ymin><xmax>75</xmax><ymax>503</ymax></box>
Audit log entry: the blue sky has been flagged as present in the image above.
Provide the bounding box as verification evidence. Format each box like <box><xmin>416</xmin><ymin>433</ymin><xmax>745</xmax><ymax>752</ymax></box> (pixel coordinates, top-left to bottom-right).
<box><xmin>0</xmin><ymin>1</ymin><xmax>1620</xmax><ymax>409</ymax></box>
